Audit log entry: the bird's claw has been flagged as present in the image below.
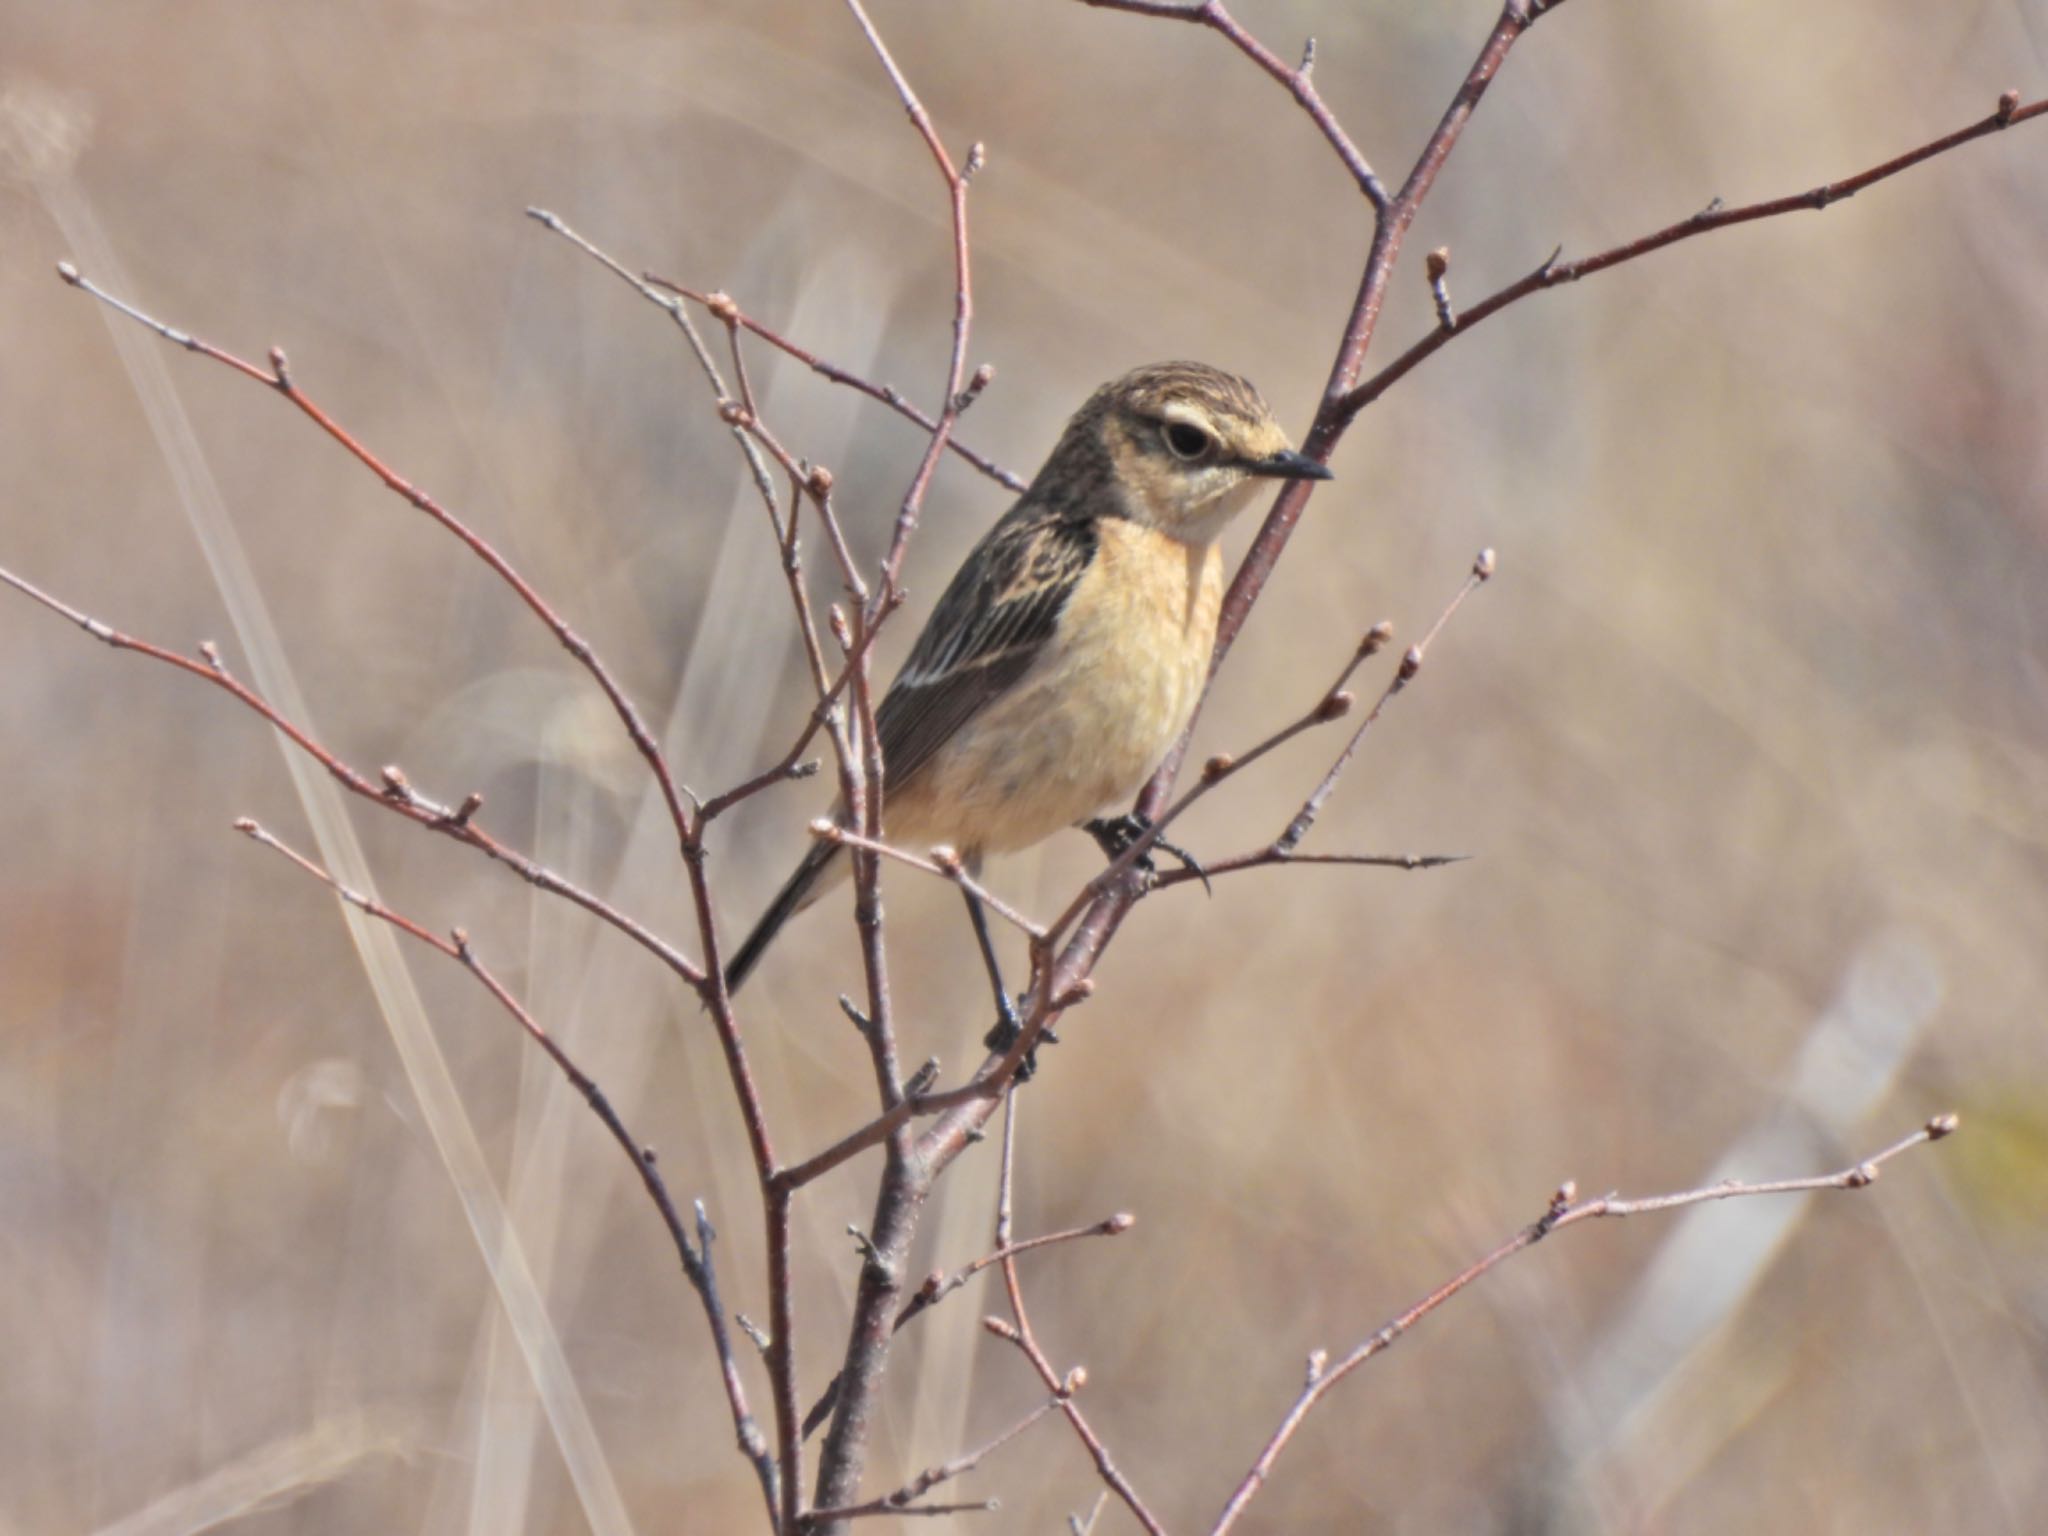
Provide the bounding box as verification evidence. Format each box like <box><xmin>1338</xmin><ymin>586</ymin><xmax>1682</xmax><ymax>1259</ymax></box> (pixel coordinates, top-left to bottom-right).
<box><xmin>984</xmin><ymin>1001</ymin><xmax>1058</xmax><ymax>1082</ymax></box>
<box><xmin>1084</xmin><ymin>813</ymin><xmax>1212</xmax><ymax>896</ymax></box>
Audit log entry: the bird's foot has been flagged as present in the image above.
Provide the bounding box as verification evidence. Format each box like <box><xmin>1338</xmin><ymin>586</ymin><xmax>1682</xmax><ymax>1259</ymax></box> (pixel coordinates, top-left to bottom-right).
<box><xmin>1083</xmin><ymin>812</ymin><xmax>1212</xmax><ymax>896</ymax></box>
<box><xmin>983</xmin><ymin>999</ymin><xmax>1059</xmax><ymax>1082</ymax></box>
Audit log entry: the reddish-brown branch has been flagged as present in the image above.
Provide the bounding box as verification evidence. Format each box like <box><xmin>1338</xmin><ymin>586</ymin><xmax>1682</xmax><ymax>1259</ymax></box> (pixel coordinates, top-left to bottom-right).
<box><xmin>800</xmin><ymin>1396</ymin><xmax>1059</xmax><ymax>1525</ymax></box>
<box><xmin>986</xmin><ymin>1096</ymin><xmax>1166</xmax><ymax>1535</ymax></box>
<box><xmin>1205</xmin><ymin>1115</ymin><xmax>1960</xmax><ymax>1534</ymax></box>
<box><xmin>526</xmin><ymin>207</ymin><xmax>784</xmax><ymax>518</ymax></box>
<box><xmin>1337</xmin><ymin>90</ymin><xmax>2048</xmax><ymax>422</ymax></box>
<box><xmin>838</xmin><ymin>0</ymin><xmax>981</xmax><ymax>612</ymax></box>
<box><xmin>810</xmin><ymin>11</ymin><xmax>989</xmax><ymax>1523</ymax></box>
<box><xmin>1080</xmin><ymin>0</ymin><xmax>1387</xmax><ymax>206</ymax></box>
<box><xmin>231</xmin><ymin>820</ymin><xmax>783</xmax><ymax>1529</ymax></box>
<box><xmin>54</xmin><ymin>262</ymin><xmax>701</xmax><ymax>863</ymax></box>
<box><xmin>894</xmin><ymin>1212</ymin><xmax>1136</xmax><ymax>1334</ymax></box>
<box><xmin>643</xmin><ymin>274</ymin><xmax>1023</xmax><ymax>492</ymax></box>
<box><xmin>0</xmin><ymin>564</ymin><xmax>707</xmax><ymax>986</ymax></box>
<box><xmin>1274</xmin><ymin>550</ymin><xmax>1492</xmax><ymax>855</ymax></box>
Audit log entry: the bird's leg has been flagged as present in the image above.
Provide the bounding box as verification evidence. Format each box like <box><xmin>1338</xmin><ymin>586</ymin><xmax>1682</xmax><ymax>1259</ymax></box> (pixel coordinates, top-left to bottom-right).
<box><xmin>964</xmin><ymin>888</ymin><xmax>1056</xmax><ymax>1079</ymax></box>
<box><xmin>1083</xmin><ymin>812</ymin><xmax>1212</xmax><ymax>896</ymax></box>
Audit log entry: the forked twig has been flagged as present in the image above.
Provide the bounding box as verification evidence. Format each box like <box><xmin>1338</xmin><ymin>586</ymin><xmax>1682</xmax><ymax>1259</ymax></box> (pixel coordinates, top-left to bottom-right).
<box><xmin>231</xmin><ymin>819</ymin><xmax>782</xmax><ymax>1529</ymax></box>
<box><xmin>1206</xmin><ymin>1115</ymin><xmax>1961</xmax><ymax>1534</ymax></box>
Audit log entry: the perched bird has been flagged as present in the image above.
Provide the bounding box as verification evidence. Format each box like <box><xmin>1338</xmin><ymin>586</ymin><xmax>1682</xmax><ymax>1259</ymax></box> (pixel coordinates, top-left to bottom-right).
<box><xmin>724</xmin><ymin>361</ymin><xmax>1331</xmax><ymax>998</ymax></box>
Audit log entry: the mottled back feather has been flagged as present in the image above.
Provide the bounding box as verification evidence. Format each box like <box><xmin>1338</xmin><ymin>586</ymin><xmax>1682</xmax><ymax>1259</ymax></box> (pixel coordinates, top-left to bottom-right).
<box><xmin>876</xmin><ymin>504</ymin><xmax>1097</xmax><ymax>793</ymax></box>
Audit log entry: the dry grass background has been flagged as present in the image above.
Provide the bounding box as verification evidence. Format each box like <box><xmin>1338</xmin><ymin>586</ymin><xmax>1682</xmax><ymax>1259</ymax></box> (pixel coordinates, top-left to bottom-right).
<box><xmin>4</xmin><ymin>2</ymin><xmax>2047</xmax><ymax>1532</ymax></box>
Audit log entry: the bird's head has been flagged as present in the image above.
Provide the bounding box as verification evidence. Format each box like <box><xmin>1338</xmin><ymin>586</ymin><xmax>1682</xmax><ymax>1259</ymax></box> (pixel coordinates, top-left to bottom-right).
<box><xmin>1048</xmin><ymin>361</ymin><xmax>1331</xmax><ymax>545</ymax></box>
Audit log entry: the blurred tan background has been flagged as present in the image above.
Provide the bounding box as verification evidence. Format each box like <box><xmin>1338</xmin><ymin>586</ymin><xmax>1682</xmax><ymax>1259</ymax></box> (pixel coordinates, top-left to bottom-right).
<box><xmin>4</xmin><ymin>2</ymin><xmax>2046</xmax><ymax>1532</ymax></box>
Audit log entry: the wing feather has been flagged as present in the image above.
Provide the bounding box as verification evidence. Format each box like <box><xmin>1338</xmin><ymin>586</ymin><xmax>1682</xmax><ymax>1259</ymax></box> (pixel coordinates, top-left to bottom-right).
<box><xmin>874</xmin><ymin>508</ymin><xmax>1095</xmax><ymax>791</ymax></box>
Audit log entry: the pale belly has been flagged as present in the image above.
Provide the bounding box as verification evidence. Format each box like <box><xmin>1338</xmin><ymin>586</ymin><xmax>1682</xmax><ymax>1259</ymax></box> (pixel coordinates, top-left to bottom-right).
<box><xmin>889</xmin><ymin>526</ymin><xmax>1221</xmax><ymax>856</ymax></box>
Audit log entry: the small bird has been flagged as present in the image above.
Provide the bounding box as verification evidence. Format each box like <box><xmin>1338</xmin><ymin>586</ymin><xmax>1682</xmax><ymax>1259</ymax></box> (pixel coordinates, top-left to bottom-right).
<box><xmin>724</xmin><ymin>361</ymin><xmax>1331</xmax><ymax>1001</ymax></box>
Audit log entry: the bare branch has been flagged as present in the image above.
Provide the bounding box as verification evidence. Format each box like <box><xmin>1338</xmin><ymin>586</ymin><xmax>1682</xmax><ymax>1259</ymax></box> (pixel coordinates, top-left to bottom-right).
<box><xmin>1206</xmin><ymin>1115</ymin><xmax>1961</xmax><ymax>1534</ymax></box>
<box><xmin>1337</xmin><ymin>91</ymin><xmax>2048</xmax><ymax>422</ymax></box>
<box><xmin>800</xmin><ymin>1396</ymin><xmax>1058</xmax><ymax>1525</ymax></box>
<box><xmin>54</xmin><ymin>261</ymin><xmax>702</xmax><ymax>861</ymax></box>
<box><xmin>1080</xmin><ymin>0</ymin><xmax>1387</xmax><ymax>206</ymax></box>
<box><xmin>643</xmin><ymin>274</ymin><xmax>1022</xmax><ymax>491</ymax></box>
<box><xmin>0</xmin><ymin>563</ymin><xmax>707</xmax><ymax>986</ymax></box>
<box><xmin>231</xmin><ymin>819</ymin><xmax>782</xmax><ymax>1528</ymax></box>
<box><xmin>985</xmin><ymin>1096</ymin><xmax>1167</xmax><ymax>1535</ymax></box>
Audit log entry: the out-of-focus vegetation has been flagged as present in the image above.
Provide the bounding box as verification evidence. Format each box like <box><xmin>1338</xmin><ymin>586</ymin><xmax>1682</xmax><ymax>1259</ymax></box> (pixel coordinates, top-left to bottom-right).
<box><xmin>3</xmin><ymin>3</ymin><xmax>2043</xmax><ymax>1531</ymax></box>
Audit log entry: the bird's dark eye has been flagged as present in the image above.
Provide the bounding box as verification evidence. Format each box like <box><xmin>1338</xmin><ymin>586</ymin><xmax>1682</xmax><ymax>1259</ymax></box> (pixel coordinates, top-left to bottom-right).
<box><xmin>1163</xmin><ymin>421</ymin><xmax>1212</xmax><ymax>461</ymax></box>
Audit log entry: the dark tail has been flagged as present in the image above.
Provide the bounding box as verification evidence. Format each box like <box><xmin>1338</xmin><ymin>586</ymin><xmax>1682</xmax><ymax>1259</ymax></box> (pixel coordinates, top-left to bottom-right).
<box><xmin>725</xmin><ymin>840</ymin><xmax>842</xmax><ymax>994</ymax></box>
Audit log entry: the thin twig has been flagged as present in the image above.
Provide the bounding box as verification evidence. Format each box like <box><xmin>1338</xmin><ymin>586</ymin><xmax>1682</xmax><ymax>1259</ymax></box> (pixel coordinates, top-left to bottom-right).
<box><xmin>1337</xmin><ymin>91</ymin><xmax>2048</xmax><ymax>422</ymax></box>
<box><xmin>988</xmin><ymin>1096</ymin><xmax>1167</xmax><ymax>1535</ymax></box>
<box><xmin>1206</xmin><ymin>1115</ymin><xmax>1961</xmax><ymax>1534</ymax></box>
<box><xmin>643</xmin><ymin>274</ymin><xmax>1022</xmax><ymax>491</ymax></box>
<box><xmin>811</xmin><ymin>823</ymin><xmax>1048</xmax><ymax>941</ymax></box>
<box><xmin>0</xmin><ymin>563</ymin><xmax>707</xmax><ymax>985</ymax></box>
<box><xmin>894</xmin><ymin>1213</ymin><xmax>1137</xmax><ymax>1334</ymax></box>
<box><xmin>231</xmin><ymin>819</ymin><xmax>782</xmax><ymax>1528</ymax></box>
<box><xmin>1080</xmin><ymin>0</ymin><xmax>1387</xmax><ymax>206</ymax></box>
<box><xmin>525</xmin><ymin>208</ymin><xmax>782</xmax><ymax>520</ymax></box>
<box><xmin>811</xmin><ymin>8</ymin><xmax>988</xmax><ymax>1522</ymax></box>
<box><xmin>801</xmin><ymin>1396</ymin><xmax>1059</xmax><ymax>1524</ymax></box>
<box><xmin>1275</xmin><ymin>549</ymin><xmax>1492</xmax><ymax>855</ymax></box>
<box><xmin>54</xmin><ymin>261</ymin><xmax>701</xmax><ymax>862</ymax></box>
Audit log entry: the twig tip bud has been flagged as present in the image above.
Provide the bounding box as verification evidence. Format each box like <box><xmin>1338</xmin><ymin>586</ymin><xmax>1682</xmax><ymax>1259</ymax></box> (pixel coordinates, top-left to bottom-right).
<box><xmin>1474</xmin><ymin>547</ymin><xmax>1497</xmax><ymax>579</ymax></box>
<box><xmin>1105</xmin><ymin>1211</ymin><xmax>1136</xmax><ymax>1233</ymax></box>
<box><xmin>809</xmin><ymin>817</ymin><xmax>839</xmax><ymax>840</ymax></box>
<box><xmin>1926</xmin><ymin>1111</ymin><xmax>1960</xmax><ymax>1139</ymax></box>
<box><xmin>233</xmin><ymin>816</ymin><xmax>257</xmax><ymax>833</ymax></box>
<box><xmin>1314</xmin><ymin>690</ymin><xmax>1354</xmax><ymax>723</ymax></box>
<box><xmin>56</xmin><ymin>259</ymin><xmax>81</xmax><ymax>284</ymax></box>
<box><xmin>1398</xmin><ymin>646</ymin><xmax>1424</xmax><ymax>681</ymax></box>
<box><xmin>1359</xmin><ymin>620</ymin><xmax>1394</xmax><ymax>657</ymax></box>
<box><xmin>1425</xmin><ymin>247</ymin><xmax>1450</xmax><ymax>280</ymax></box>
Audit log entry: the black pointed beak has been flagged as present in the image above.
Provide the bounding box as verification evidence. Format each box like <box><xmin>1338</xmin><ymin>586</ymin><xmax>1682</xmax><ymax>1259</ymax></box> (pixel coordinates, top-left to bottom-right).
<box><xmin>1244</xmin><ymin>448</ymin><xmax>1334</xmax><ymax>481</ymax></box>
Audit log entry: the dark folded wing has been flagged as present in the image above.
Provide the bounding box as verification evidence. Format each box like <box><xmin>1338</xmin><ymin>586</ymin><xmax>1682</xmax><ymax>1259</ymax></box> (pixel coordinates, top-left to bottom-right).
<box><xmin>874</xmin><ymin>508</ymin><xmax>1096</xmax><ymax>791</ymax></box>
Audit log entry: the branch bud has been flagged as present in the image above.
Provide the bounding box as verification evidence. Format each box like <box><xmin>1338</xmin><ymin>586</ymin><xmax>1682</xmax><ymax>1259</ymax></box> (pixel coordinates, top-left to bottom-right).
<box><xmin>1997</xmin><ymin>89</ymin><xmax>2021</xmax><ymax>124</ymax></box>
<box><xmin>1201</xmin><ymin>752</ymin><xmax>1234</xmax><ymax>784</ymax></box>
<box><xmin>705</xmin><ymin>290</ymin><xmax>740</xmax><ymax>323</ymax></box>
<box><xmin>807</xmin><ymin>464</ymin><xmax>835</xmax><ymax>496</ymax></box>
<box><xmin>1063</xmin><ymin>1365</ymin><xmax>1088</xmax><ymax>1395</ymax></box>
<box><xmin>982</xmin><ymin>1316</ymin><xmax>1019</xmax><ymax>1342</ymax></box>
